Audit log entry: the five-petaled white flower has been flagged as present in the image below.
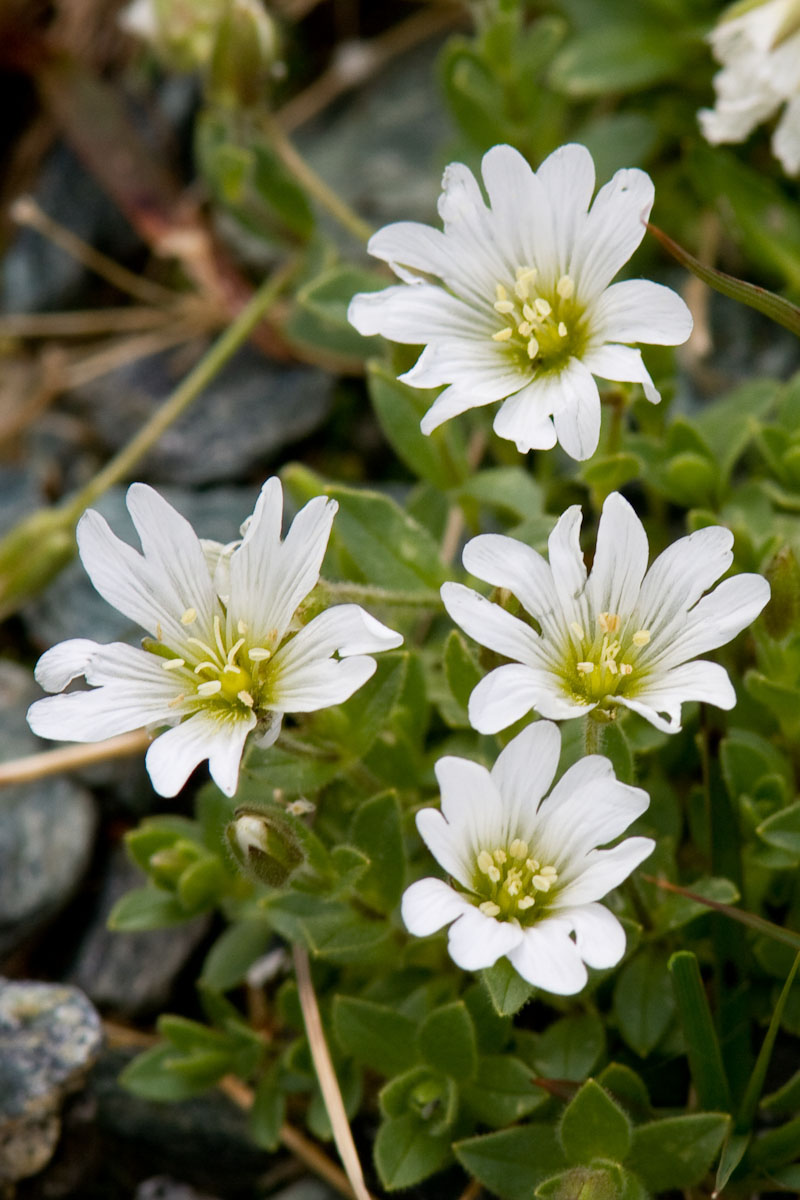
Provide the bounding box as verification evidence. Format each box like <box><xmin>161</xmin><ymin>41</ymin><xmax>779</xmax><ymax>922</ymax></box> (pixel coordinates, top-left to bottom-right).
<box><xmin>401</xmin><ymin>721</ymin><xmax>653</xmax><ymax>994</ymax></box>
<box><xmin>27</xmin><ymin>480</ymin><xmax>402</xmax><ymax>798</ymax></box>
<box><xmin>348</xmin><ymin>142</ymin><xmax>692</xmax><ymax>461</ymax></box>
<box><xmin>442</xmin><ymin>491</ymin><xmax>769</xmax><ymax>734</ymax></box>
<box><xmin>699</xmin><ymin>0</ymin><xmax>800</xmax><ymax>177</ymax></box>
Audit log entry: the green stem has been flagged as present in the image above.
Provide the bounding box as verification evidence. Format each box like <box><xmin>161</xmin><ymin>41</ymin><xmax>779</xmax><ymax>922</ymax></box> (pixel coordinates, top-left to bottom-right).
<box><xmin>584</xmin><ymin>716</ymin><xmax>603</xmax><ymax>755</ymax></box>
<box><xmin>64</xmin><ymin>260</ymin><xmax>297</xmax><ymax>519</ymax></box>
<box><xmin>321</xmin><ymin>580</ymin><xmax>442</xmax><ymax>608</ymax></box>
<box><xmin>262</xmin><ymin>114</ymin><xmax>373</xmax><ymax>244</ymax></box>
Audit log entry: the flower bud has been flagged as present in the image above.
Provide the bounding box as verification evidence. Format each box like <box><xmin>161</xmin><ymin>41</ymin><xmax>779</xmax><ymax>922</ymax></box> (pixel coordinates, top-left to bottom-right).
<box><xmin>763</xmin><ymin>545</ymin><xmax>800</xmax><ymax>639</ymax></box>
<box><xmin>0</xmin><ymin>507</ymin><xmax>76</xmax><ymax>622</ymax></box>
<box><xmin>227</xmin><ymin>807</ymin><xmax>304</xmax><ymax>886</ymax></box>
<box><xmin>119</xmin><ymin>0</ymin><xmax>225</xmax><ymax>72</ymax></box>
<box><xmin>208</xmin><ymin>0</ymin><xmax>280</xmax><ymax>108</ymax></box>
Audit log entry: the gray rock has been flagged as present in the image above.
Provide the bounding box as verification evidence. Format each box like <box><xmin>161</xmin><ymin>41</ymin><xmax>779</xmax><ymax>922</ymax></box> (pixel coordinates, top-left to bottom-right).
<box><xmin>66</xmin><ymin>344</ymin><xmax>333</xmax><ymax>486</ymax></box>
<box><xmin>0</xmin><ymin>979</ymin><xmax>102</xmax><ymax>1184</ymax></box>
<box><xmin>0</xmin><ymin>662</ymin><xmax>96</xmax><ymax>958</ymax></box>
<box><xmin>68</xmin><ymin>847</ymin><xmax>211</xmax><ymax>1018</ymax></box>
<box><xmin>135</xmin><ymin>1177</ymin><xmax>221</xmax><ymax>1200</ymax></box>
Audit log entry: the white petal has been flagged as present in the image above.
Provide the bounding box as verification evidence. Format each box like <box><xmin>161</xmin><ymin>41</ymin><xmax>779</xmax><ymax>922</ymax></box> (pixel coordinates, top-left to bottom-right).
<box><xmin>419</xmin><ymin>379</ymin><xmax>505</xmax><ymax>434</ymax></box>
<box><xmin>364</xmin><ymin>220</ymin><xmax>495</xmax><ymax>305</ymax></box>
<box><xmin>555</xmin><ymin>837</ymin><xmax>655</xmax><ymax>906</ymax></box>
<box><xmin>551</xmin><ymin>359</ymin><xmax>602</xmax><ymax>461</ymax></box>
<box><xmin>547</xmin><ymin>505</ymin><xmax>588</xmax><ymax>618</ymax></box>
<box><xmin>591</xmin><ymin>279</ymin><xmax>693</xmax><ymax>346</ymax></box>
<box><xmin>535</xmin><ymin>143</ymin><xmax>596</xmax><ymax>284</ymax></box>
<box><xmin>492</xmin><ymin>379</ymin><xmax>559</xmax><ymax>452</ymax></box>
<box><xmin>462</xmin><ymin>535</ymin><xmax>560</xmax><ymax>633</ymax></box>
<box><xmin>447</xmin><ymin>907</ymin><xmax>524</xmax><ymax>971</ymax></box>
<box><xmin>634</xmin><ymin>525</ymin><xmax>734</xmax><ymax>640</ymax></box>
<box><xmin>652</xmin><ymin>573</ymin><xmax>770</xmax><ymax>670</ymax></box>
<box><xmin>612</xmin><ymin>694</ymin><xmax>681</xmax><ymax>733</ymax></box>
<box><xmin>437</xmin><ymin>161</ymin><xmax>515</xmax><ymax>282</ymax></box>
<box><xmin>27</xmin><ymin>687</ymin><xmax>163</xmax><ymax>744</ymax></box>
<box><xmin>232</xmin><ymin>484</ymin><xmax>336</xmax><ymax>643</ymax></box>
<box><xmin>348</xmin><ymin>283</ymin><xmax>490</xmax><ymax>343</ymax></box>
<box><xmin>403</xmin><ymin>340</ymin><xmax>526</xmax><ymax>397</ymax></box>
<box><xmin>268</xmin><ymin>655</ymin><xmax>377</xmax><ymax>712</ymax></box>
<box><xmin>480</xmin><ymin>143</ymin><xmax>551</xmax><ymax>274</ymax></box>
<box><xmin>416</xmin><ymin>808</ymin><xmax>473</xmax><ymax>888</ymax></box>
<box><xmin>586</xmin><ymin>492</ymin><xmax>649</xmax><ymax>619</ymax></box>
<box><xmin>145</xmin><ymin>710</ymin><xmax>252</xmax><ymax>798</ymax></box>
<box><xmin>468</xmin><ymin>663</ymin><xmax>590</xmax><ymax>734</ymax></box>
<box><xmin>435</xmin><ymin>755</ymin><xmax>500</xmax><ymax>852</ymax></box>
<box><xmin>582</xmin><ymin>343</ymin><xmax>660</xmax><ymax>404</ymax></box>
<box><xmin>34</xmin><ymin>639</ymin><xmax>100</xmax><ymax>691</ymax></box>
<box><xmin>270</xmin><ymin>605</ymin><xmax>402</xmax><ymax>674</ymax></box>
<box><xmin>558</xmin><ymin>903</ymin><xmax>627</xmax><ymax>969</ymax></box>
<box><xmin>83</xmin><ymin>642</ymin><xmax>186</xmax><ymax>691</ymax></box>
<box><xmin>440</xmin><ymin>582</ymin><xmax>542</xmax><ymax>664</ymax></box>
<box><xmin>401</xmin><ymin>877</ymin><xmax>473</xmax><ymax>936</ymax></box>
<box><xmin>125</xmin><ymin>484</ymin><xmax>217</xmax><ymax>639</ymax></box>
<box><xmin>571</xmin><ymin>168</ymin><xmax>654</xmax><ymax>300</ymax></box>
<box><xmin>536</xmin><ymin>774</ymin><xmax>650</xmax><ymax>864</ymax></box>
<box><xmin>508</xmin><ymin>919</ymin><xmax>588</xmax><ymax>994</ymax></box>
<box><xmin>490</xmin><ymin>721</ymin><xmax>562</xmax><ymax>838</ymax></box>
<box><xmin>622</xmin><ymin>661</ymin><xmax>736</xmax><ymax>729</ymax></box>
<box><xmin>774</xmin><ymin>94</ymin><xmax>800</xmax><ymax>175</ymax></box>
<box><xmin>207</xmin><ymin>713</ymin><xmax>257</xmax><ymax>797</ymax></box>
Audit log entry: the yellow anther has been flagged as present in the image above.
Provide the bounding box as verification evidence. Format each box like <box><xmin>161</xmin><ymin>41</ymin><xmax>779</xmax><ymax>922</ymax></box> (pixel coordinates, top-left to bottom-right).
<box><xmin>249</xmin><ymin>648</ymin><xmax>271</xmax><ymax>662</ymax></box>
<box><xmin>198</xmin><ymin>680</ymin><xmax>222</xmax><ymax>697</ymax></box>
<box><xmin>532</xmin><ymin>874</ymin><xmax>553</xmax><ymax>892</ymax></box>
<box><xmin>522</xmin><ymin>303</ymin><xmax>536</xmax><ymax>322</ymax></box>
<box><xmin>557</xmin><ymin>275</ymin><xmax>575</xmax><ymax>299</ymax></box>
<box><xmin>515</xmin><ymin>277</ymin><xmax>531</xmax><ymax>300</ymax></box>
<box><xmin>633</xmin><ymin>629</ymin><xmax>651</xmax><ymax>646</ymax></box>
<box><xmin>507</xmin><ymin>879</ymin><xmax>521</xmax><ymax>896</ymax></box>
<box><xmin>480</xmin><ymin>901</ymin><xmax>501</xmax><ymax>917</ymax></box>
<box><xmin>534</xmin><ymin>297</ymin><xmax>552</xmax><ymax>317</ymax></box>
<box><xmin>238</xmin><ymin>690</ymin><xmax>255</xmax><ymax>707</ymax></box>
<box><xmin>493</xmin><ymin>848</ymin><xmax>507</xmax><ymax>865</ymax></box>
<box><xmin>496</xmin><ymin>284</ymin><xmax>508</xmax><ymax>301</ymax></box>
<box><xmin>558</xmin><ymin>321</ymin><xmax>568</xmax><ymax>338</ymax></box>
<box><xmin>540</xmin><ymin>866</ymin><xmax>557</xmax><ymax>878</ymax></box>
<box><xmin>604</xmin><ymin>659</ymin><xmax>618</xmax><ymax>676</ymax></box>
<box><xmin>527</xmin><ymin>337</ymin><xmax>540</xmax><ymax>359</ymax></box>
<box><xmin>488</xmin><ymin>865</ymin><xmax>501</xmax><ymax>883</ymax></box>
<box><xmin>194</xmin><ymin>661</ymin><xmax>218</xmax><ymax>675</ymax></box>
<box><xmin>619</xmin><ymin>663</ymin><xmax>633</xmax><ymax>676</ymax></box>
<box><xmin>526</xmin><ymin>858</ymin><xmax>540</xmax><ymax>873</ymax></box>
<box><xmin>237</xmin><ymin>619</ymin><xmax>248</xmax><ymax>636</ymax></box>
<box><xmin>516</xmin><ymin>265</ymin><xmax>537</xmax><ymax>283</ymax></box>
<box><xmin>494</xmin><ymin>299</ymin><xmax>515</xmax><ymax>314</ymax></box>
<box><xmin>570</xmin><ymin>622</ymin><xmax>585</xmax><ymax>640</ymax></box>
<box><xmin>577</xmin><ymin>661</ymin><xmax>595</xmax><ymax>674</ymax></box>
<box><xmin>477</xmin><ymin>850</ymin><xmax>494</xmax><ymax>874</ymax></box>
<box><xmin>180</xmin><ymin>608</ymin><xmax>197</xmax><ymax>625</ymax></box>
<box><xmin>509</xmin><ymin>839</ymin><xmax>528</xmax><ymax>860</ymax></box>
<box><xmin>517</xmin><ymin>321</ymin><xmax>533</xmax><ymax>337</ymax></box>
<box><xmin>518</xmin><ymin>895</ymin><xmax>535</xmax><ymax>910</ymax></box>
<box><xmin>161</xmin><ymin>658</ymin><xmax>186</xmax><ymax>671</ymax></box>
<box><xmin>493</xmin><ymin>327</ymin><xmax>513</xmax><ymax>342</ymax></box>
<box><xmin>598</xmin><ymin>612</ymin><xmax>621</xmax><ymax>634</ymax></box>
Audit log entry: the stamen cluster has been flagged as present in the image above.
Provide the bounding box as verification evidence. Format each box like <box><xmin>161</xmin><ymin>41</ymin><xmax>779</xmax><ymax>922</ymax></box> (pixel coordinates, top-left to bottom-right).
<box><xmin>474</xmin><ymin>840</ymin><xmax>558</xmax><ymax>923</ymax></box>
<box><xmin>568</xmin><ymin>612</ymin><xmax>651</xmax><ymax>703</ymax></box>
<box><xmin>491</xmin><ymin>270</ymin><xmax>582</xmax><ymax>371</ymax></box>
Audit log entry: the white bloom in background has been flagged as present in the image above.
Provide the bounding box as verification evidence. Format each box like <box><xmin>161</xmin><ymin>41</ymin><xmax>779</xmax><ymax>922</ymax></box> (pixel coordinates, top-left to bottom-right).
<box><xmin>699</xmin><ymin>0</ymin><xmax>800</xmax><ymax>176</ymax></box>
<box><xmin>443</xmin><ymin>492</ymin><xmax>769</xmax><ymax>734</ymax></box>
<box><xmin>402</xmin><ymin>722</ymin><xmax>653</xmax><ymax>994</ymax></box>
<box><xmin>27</xmin><ymin>480</ymin><xmax>402</xmax><ymax>798</ymax></box>
<box><xmin>348</xmin><ymin>143</ymin><xmax>692</xmax><ymax>461</ymax></box>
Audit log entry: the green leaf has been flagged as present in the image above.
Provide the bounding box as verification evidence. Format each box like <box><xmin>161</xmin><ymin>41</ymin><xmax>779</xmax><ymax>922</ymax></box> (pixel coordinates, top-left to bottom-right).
<box><xmin>368</xmin><ymin>361</ymin><xmax>464</xmax><ymax>489</ymax></box>
<box><xmin>454</xmin><ymin>1125</ymin><xmax>567</xmax><ymax>1200</ymax></box>
<box><xmin>458</xmin><ymin>467</ymin><xmax>544</xmax><ymax>524</ymax></box>
<box><xmin>596</xmin><ymin>1064</ymin><xmax>650</xmax><ymax>1122</ymax></box>
<box><xmin>294</xmin><ymin>265</ymin><xmax>384</xmax><ymax>358</ymax></box>
<box><xmin>374</xmin><ymin>1113</ymin><xmax>451</xmax><ymax>1191</ymax></box>
<box><xmin>107</xmin><ymin>886</ymin><xmax>194</xmax><ymax>931</ymax></box>
<box><xmin>332</xmin><ymin>996</ymin><xmax>418</xmax><ymax>1078</ymax></box>
<box><xmin>581</xmin><ymin>452</ymin><xmax>643</xmax><ymax>498</ymax></box>
<box><xmin>655</xmin><ymin>875</ymin><xmax>740</xmax><ymax>932</ymax></box>
<box><xmin>119</xmin><ymin>1044</ymin><xmax>212</xmax><ymax>1101</ymax></box>
<box><xmin>737</xmin><ymin>953</ymin><xmax>800</xmax><ymax>1131</ymax></box>
<box><xmin>418</xmin><ymin>1001</ymin><xmax>477</xmax><ymax>1082</ymax></box>
<box><xmin>613</xmin><ymin>949</ymin><xmax>674</xmax><ymax>1057</ymax></box>
<box><xmin>283</xmin><ymin>464</ymin><xmax>446</xmax><ymax>593</ymax></box>
<box><xmin>482</xmin><ymin>958</ymin><xmax>535</xmax><ymax>1016</ymax></box>
<box><xmin>200</xmin><ymin>917</ymin><xmax>273</xmax><ymax>993</ymax></box>
<box><xmin>721</xmin><ymin>728</ymin><xmax>792</xmax><ymax>801</ymax></box>
<box><xmin>762</xmin><ymin>1066</ymin><xmax>800</xmax><ymax>1114</ymax></box>
<box><xmin>626</xmin><ymin>1113</ymin><xmax>729</xmax><ymax>1191</ymax></box>
<box><xmin>745</xmin><ymin>671</ymin><xmax>800</xmax><ymax>735</ymax></box>
<box><xmin>668</xmin><ymin>952</ymin><xmax>731</xmax><ymax>1113</ymax></box>
<box><xmin>549</xmin><ymin>23</ymin><xmax>689</xmax><ymax>96</ymax></box>
<box><xmin>444</xmin><ymin>630</ymin><xmax>482</xmax><ymax>716</ymax></box>
<box><xmin>522</xmin><ymin>1013</ymin><xmax>606</xmax><ymax>1083</ymax></box>
<box><xmin>758</xmin><ymin>800</ymin><xmax>800</xmax><ymax>855</ymax></box>
<box><xmin>715</xmin><ymin>1131</ymin><xmax>750</xmax><ymax>1196</ymax></box>
<box><xmin>248</xmin><ymin>1066</ymin><xmax>285</xmax><ymax>1152</ymax></box>
<box><xmin>338</xmin><ymin>653</ymin><xmax>409</xmax><ymax>761</ymax></box>
<box><xmin>462</xmin><ymin>1055</ymin><xmax>548</xmax><ymax>1127</ymax></box>
<box><xmin>642</xmin><ymin>874</ymin><xmax>800</xmax><ymax>952</ymax></box>
<box><xmin>560</xmin><ymin>1079</ymin><xmax>632</xmax><ymax>1165</ymax></box>
<box><xmin>177</xmin><ymin>855</ymin><xmax>228</xmax><ymax>912</ymax></box>
<box><xmin>692</xmin><ymin>380</ymin><xmax>778</xmax><ymax>484</ymax></box>
<box><xmin>746</xmin><ymin>1112</ymin><xmax>800</xmax><ymax>1172</ymax></box>
<box><xmin>602</xmin><ymin>721</ymin><xmax>634</xmax><ymax>784</ymax></box>
<box><xmin>349</xmin><ymin>790</ymin><xmax>406</xmax><ymax>913</ymax></box>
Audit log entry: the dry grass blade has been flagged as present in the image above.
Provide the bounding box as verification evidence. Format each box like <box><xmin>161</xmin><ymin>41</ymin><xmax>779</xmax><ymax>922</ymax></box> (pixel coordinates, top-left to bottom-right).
<box><xmin>0</xmin><ymin>729</ymin><xmax>151</xmax><ymax>787</ymax></box>
<box><xmin>293</xmin><ymin>945</ymin><xmax>375</xmax><ymax>1200</ymax></box>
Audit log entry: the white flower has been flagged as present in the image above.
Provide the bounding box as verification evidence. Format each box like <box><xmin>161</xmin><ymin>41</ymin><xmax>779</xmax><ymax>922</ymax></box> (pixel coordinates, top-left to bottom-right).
<box><xmin>442</xmin><ymin>492</ymin><xmax>769</xmax><ymax>735</ymax></box>
<box><xmin>401</xmin><ymin>721</ymin><xmax>653</xmax><ymax>995</ymax></box>
<box><xmin>699</xmin><ymin>0</ymin><xmax>800</xmax><ymax>176</ymax></box>
<box><xmin>348</xmin><ymin>143</ymin><xmax>692</xmax><ymax>461</ymax></box>
<box><xmin>27</xmin><ymin>480</ymin><xmax>402</xmax><ymax>798</ymax></box>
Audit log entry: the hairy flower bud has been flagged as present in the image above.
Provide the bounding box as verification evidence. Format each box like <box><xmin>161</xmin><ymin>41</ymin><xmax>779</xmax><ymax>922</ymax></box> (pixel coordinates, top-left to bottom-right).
<box><xmin>227</xmin><ymin>808</ymin><xmax>304</xmax><ymax>886</ymax></box>
<box><xmin>763</xmin><ymin>545</ymin><xmax>800</xmax><ymax>638</ymax></box>
<box><xmin>208</xmin><ymin>0</ymin><xmax>280</xmax><ymax>108</ymax></box>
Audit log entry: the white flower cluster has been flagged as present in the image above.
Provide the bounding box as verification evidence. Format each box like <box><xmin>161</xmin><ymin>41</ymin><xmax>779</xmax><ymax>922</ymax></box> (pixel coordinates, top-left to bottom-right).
<box><xmin>28</xmin><ymin>141</ymin><xmax>770</xmax><ymax>998</ymax></box>
<box><xmin>699</xmin><ymin>0</ymin><xmax>800</xmax><ymax>176</ymax></box>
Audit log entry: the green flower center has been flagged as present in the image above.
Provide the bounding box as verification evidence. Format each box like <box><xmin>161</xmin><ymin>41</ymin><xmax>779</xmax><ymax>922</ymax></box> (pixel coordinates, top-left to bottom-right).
<box><xmin>491</xmin><ymin>268</ymin><xmax>587</xmax><ymax>372</ymax></box>
<box><xmin>471</xmin><ymin>839</ymin><xmax>559</xmax><ymax>927</ymax></box>
<box><xmin>563</xmin><ymin>612</ymin><xmax>651</xmax><ymax>705</ymax></box>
